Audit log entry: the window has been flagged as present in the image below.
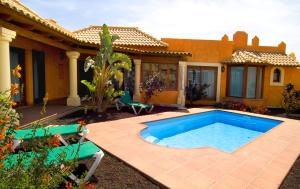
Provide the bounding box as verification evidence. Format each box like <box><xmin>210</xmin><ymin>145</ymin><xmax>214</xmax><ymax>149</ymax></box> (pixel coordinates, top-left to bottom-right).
<box><xmin>228</xmin><ymin>66</ymin><xmax>263</xmax><ymax>99</ymax></box>
<box><xmin>273</xmin><ymin>68</ymin><xmax>281</xmax><ymax>82</ymax></box>
<box><xmin>187</xmin><ymin>66</ymin><xmax>217</xmax><ymax>99</ymax></box>
<box><xmin>142</xmin><ymin>63</ymin><xmax>177</xmax><ymax>90</ymax></box>
<box><xmin>270</xmin><ymin>67</ymin><xmax>284</xmax><ymax>86</ymax></box>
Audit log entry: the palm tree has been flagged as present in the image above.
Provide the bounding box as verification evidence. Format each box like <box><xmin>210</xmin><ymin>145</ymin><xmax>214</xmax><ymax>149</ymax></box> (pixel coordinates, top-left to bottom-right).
<box><xmin>82</xmin><ymin>24</ymin><xmax>131</xmax><ymax>113</ymax></box>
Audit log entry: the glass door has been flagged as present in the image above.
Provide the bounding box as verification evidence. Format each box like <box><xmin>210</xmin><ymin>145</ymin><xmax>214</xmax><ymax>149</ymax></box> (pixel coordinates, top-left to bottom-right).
<box><xmin>32</xmin><ymin>50</ymin><xmax>45</xmax><ymax>103</ymax></box>
<box><xmin>187</xmin><ymin>66</ymin><xmax>217</xmax><ymax>100</ymax></box>
<box><xmin>10</xmin><ymin>47</ymin><xmax>25</xmax><ymax>105</ymax></box>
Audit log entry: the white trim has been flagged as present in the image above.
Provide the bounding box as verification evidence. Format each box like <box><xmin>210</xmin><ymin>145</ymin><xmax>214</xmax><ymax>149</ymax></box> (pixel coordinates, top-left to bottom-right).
<box><xmin>185</xmin><ymin>62</ymin><xmax>222</xmax><ymax>102</ymax></box>
<box><xmin>270</xmin><ymin>67</ymin><xmax>285</xmax><ymax>86</ymax></box>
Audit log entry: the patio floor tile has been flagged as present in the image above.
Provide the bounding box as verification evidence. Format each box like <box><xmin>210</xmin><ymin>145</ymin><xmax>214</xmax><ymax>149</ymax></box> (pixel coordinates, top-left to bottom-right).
<box><xmin>86</xmin><ymin>108</ymin><xmax>300</xmax><ymax>189</ymax></box>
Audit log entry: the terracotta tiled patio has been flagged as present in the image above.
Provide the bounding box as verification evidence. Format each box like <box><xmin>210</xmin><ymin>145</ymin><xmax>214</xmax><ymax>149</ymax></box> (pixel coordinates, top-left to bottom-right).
<box><xmin>86</xmin><ymin>108</ymin><xmax>300</xmax><ymax>189</ymax></box>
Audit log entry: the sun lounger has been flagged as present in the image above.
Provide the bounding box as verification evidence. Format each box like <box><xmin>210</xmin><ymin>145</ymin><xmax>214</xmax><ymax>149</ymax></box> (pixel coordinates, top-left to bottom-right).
<box><xmin>13</xmin><ymin>124</ymin><xmax>88</xmax><ymax>149</ymax></box>
<box><xmin>116</xmin><ymin>91</ymin><xmax>154</xmax><ymax>115</ymax></box>
<box><xmin>4</xmin><ymin>141</ymin><xmax>104</xmax><ymax>184</ymax></box>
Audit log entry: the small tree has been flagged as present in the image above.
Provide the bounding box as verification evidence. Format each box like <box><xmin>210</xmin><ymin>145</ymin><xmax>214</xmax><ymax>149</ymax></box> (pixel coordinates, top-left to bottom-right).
<box><xmin>140</xmin><ymin>73</ymin><xmax>165</xmax><ymax>103</ymax></box>
<box><xmin>185</xmin><ymin>83</ymin><xmax>209</xmax><ymax>105</ymax></box>
<box><xmin>83</xmin><ymin>24</ymin><xmax>132</xmax><ymax>113</ymax></box>
<box><xmin>282</xmin><ymin>83</ymin><xmax>300</xmax><ymax>115</ymax></box>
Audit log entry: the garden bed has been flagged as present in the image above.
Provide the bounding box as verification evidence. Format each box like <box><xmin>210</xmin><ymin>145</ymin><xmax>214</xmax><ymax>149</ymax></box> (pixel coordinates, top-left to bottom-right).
<box><xmin>46</xmin><ymin>106</ymin><xmax>299</xmax><ymax>189</ymax></box>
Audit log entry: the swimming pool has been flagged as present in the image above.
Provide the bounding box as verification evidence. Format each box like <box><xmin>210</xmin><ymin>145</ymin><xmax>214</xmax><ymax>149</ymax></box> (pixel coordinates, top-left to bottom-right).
<box><xmin>140</xmin><ymin>110</ymin><xmax>282</xmax><ymax>152</ymax></box>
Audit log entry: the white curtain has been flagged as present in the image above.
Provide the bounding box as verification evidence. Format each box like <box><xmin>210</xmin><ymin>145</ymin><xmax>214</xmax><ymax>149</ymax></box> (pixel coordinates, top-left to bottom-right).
<box><xmin>246</xmin><ymin>67</ymin><xmax>257</xmax><ymax>98</ymax></box>
<box><xmin>201</xmin><ymin>69</ymin><xmax>215</xmax><ymax>98</ymax></box>
<box><xmin>230</xmin><ymin>67</ymin><xmax>244</xmax><ymax>97</ymax></box>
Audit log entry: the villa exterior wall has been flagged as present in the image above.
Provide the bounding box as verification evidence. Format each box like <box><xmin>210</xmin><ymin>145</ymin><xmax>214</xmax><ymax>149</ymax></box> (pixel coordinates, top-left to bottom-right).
<box><xmin>162</xmin><ymin>32</ymin><xmax>300</xmax><ymax>108</ymax></box>
<box><xmin>10</xmin><ymin>36</ymin><xmax>69</xmax><ymax>105</ymax></box>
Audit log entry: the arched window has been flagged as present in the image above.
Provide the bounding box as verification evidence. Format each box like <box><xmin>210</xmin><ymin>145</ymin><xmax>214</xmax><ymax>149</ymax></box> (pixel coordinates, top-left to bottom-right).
<box><xmin>273</xmin><ymin>68</ymin><xmax>281</xmax><ymax>82</ymax></box>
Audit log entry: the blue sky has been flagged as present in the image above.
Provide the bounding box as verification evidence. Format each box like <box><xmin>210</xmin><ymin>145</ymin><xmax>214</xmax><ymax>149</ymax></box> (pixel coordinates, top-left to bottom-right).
<box><xmin>22</xmin><ymin>0</ymin><xmax>300</xmax><ymax>57</ymax></box>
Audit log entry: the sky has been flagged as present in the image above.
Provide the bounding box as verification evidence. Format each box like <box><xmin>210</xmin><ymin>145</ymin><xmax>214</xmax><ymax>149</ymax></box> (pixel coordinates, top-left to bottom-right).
<box><xmin>22</xmin><ymin>0</ymin><xmax>300</xmax><ymax>57</ymax></box>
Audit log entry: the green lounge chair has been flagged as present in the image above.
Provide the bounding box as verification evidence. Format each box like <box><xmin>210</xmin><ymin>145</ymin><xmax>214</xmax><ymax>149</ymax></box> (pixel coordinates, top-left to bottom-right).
<box><xmin>116</xmin><ymin>91</ymin><xmax>154</xmax><ymax>115</ymax></box>
<box><xmin>13</xmin><ymin>124</ymin><xmax>88</xmax><ymax>149</ymax></box>
<box><xmin>5</xmin><ymin>141</ymin><xmax>104</xmax><ymax>184</ymax></box>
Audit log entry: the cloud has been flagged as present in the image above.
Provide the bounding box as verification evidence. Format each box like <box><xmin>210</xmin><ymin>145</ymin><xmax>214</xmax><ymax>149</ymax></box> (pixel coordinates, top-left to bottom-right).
<box><xmin>22</xmin><ymin>0</ymin><xmax>300</xmax><ymax>57</ymax></box>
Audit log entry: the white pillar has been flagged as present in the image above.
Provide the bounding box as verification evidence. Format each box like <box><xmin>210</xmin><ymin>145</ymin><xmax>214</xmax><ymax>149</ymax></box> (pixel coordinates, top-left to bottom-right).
<box><xmin>133</xmin><ymin>59</ymin><xmax>141</xmax><ymax>101</ymax></box>
<box><xmin>0</xmin><ymin>27</ymin><xmax>16</xmax><ymax>93</ymax></box>
<box><xmin>66</xmin><ymin>51</ymin><xmax>81</xmax><ymax>106</ymax></box>
<box><xmin>177</xmin><ymin>61</ymin><xmax>187</xmax><ymax>107</ymax></box>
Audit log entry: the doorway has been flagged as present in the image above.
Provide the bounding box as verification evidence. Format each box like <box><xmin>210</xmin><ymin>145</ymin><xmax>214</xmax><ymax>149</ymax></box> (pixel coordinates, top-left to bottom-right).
<box><xmin>187</xmin><ymin>66</ymin><xmax>217</xmax><ymax>100</ymax></box>
<box><xmin>32</xmin><ymin>50</ymin><xmax>45</xmax><ymax>103</ymax></box>
<box><xmin>10</xmin><ymin>47</ymin><xmax>25</xmax><ymax>105</ymax></box>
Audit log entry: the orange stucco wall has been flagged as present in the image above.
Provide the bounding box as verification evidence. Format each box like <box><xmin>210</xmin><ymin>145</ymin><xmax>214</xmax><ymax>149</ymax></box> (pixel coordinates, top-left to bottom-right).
<box><xmin>162</xmin><ymin>31</ymin><xmax>300</xmax><ymax>108</ymax></box>
<box><xmin>11</xmin><ymin>36</ymin><xmax>69</xmax><ymax>105</ymax></box>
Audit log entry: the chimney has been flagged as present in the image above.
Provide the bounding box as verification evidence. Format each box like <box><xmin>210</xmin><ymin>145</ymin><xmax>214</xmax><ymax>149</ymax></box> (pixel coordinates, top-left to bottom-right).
<box><xmin>233</xmin><ymin>31</ymin><xmax>248</xmax><ymax>49</ymax></box>
<box><xmin>222</xmin><ymin>34</ymin><xmax>229</xmax><ymax>42</ymax></box>
<box><xmin>278</xmin><ymin>41</ymin><xmax>286</xmax><ymax>53</ymax></box>
<box><xmin>252</xmin><ymin>36</ymin><xmax>259</xmax><ymax>47</ymax></box>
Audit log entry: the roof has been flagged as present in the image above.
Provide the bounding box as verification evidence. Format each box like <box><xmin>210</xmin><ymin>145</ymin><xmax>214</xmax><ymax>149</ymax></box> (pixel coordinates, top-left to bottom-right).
<box><xmin>114</xmin><ymin>46</ymin><xmax>191</xmax><ymax>57</ymax></box>
<box><xmin>0</xmin><ymin>0</ymin><xmax>80</xmax><ymax>41</ymax></box>
<box><xmin>0</xmin><ymin>0</ymin><xmax>189</xmax><ymax>57</ymax></box>
<box><xmin>74</xmin><ymin>26</ymin><xmax>168</xmax><ymax>47</ymax></box>
<box><xmin>223</xmin><ymin>50</ymin><xmax>300</xmax><ymax>66</ymax></box>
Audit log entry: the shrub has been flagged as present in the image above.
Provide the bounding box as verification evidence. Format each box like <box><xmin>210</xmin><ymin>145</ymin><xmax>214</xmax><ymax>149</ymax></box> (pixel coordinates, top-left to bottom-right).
<box><xmin>0</xmin><ymin>65</ymin><xmax>88</xmax><ymax>188</ymax></box>
<box><xmin>185</xmin><ymin>83</ymin><xmax>209</xmax><ymax>105</ymax></box>
<box><xmin>215</xmin><ymin>101</ymin><xmax>269</xmax><ymax>115</ymax></box>
<box><xmin>282</xmin><ymin>83</ymin><xmax>300</xmax><ymax>115</ymax></box>
<box><xmin>140</xmin><ymin>73</ymin><xmax>165</xmax><ymax>103</ymax></box>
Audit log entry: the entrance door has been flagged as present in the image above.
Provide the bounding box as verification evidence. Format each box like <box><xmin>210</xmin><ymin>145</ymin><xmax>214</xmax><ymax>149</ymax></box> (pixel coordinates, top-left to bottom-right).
<box><xmin>78</xmin><ymin>60</ymin><xmax>93</xmax><ymax>97</ymax></box>
<box><xmin>32</xmin><ymin>50</ymin><xmax>45</xmax><ymax>103</ymax></box>
<box><xmin>10</xmin><ymin>47</ymin><xmax>25</xmax><ymax>105</ymax></box>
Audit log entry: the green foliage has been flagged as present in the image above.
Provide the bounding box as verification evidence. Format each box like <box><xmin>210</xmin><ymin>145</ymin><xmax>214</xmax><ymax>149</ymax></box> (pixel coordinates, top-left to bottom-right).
<box><xmin>185</xmin><ymin>83</ymin><xmax>209</xmax><ymax>105</ymax></box>
<box><xmin>82</xmin><ymin>24</ymin><xmax>132</xmax><ymax>112</ymax></box>
<box><xmin>140</xmin><ymin>73</ymin><xmax>165</xmax><ymax>103</ymax></box>
<box><xmin>282</xmin><ymin>83</ymin><xmax>300</xmax><ymax>115</ymax></box>
<box><xmin>0</xmin><ymin>67</ymin><xmax>85</xmax><ymax>188</ymax></box>
<box><xmin>215</xmin><ymin>100</ymin><xmax>269</xmax><ymax>114</ymax></box>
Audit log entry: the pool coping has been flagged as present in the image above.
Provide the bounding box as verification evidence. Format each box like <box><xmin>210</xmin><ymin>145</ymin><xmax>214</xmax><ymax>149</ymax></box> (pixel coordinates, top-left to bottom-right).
<box><xmin>86</xmin><ymin>108</ymin><xmax>300</xmax><ymax>189</ymax></box>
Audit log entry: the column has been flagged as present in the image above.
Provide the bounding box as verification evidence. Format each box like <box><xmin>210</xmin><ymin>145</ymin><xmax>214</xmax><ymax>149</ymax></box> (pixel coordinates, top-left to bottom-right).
<box><xmin>177</xmin><ymin>61</ymin><xmax>187</xmax><ymax>107</ymax></box>
<box><xmin>25</xmin><ymin>49</ymin><xmax>34</xmax><ymax>105</ymax></box>
<box><xmin>133</xmin><ymin>59</ymin><xmax>141</xmax><ymax>101</ymax></box>
<box><xmin>0</xmin><ymin>27</ymin><xmax>16</xmax><ymax>93</ymax></box>
<box><xmin>66</xmin><ymin>51</ymin><xmax>80</xmax><ymax>106</ymax></box>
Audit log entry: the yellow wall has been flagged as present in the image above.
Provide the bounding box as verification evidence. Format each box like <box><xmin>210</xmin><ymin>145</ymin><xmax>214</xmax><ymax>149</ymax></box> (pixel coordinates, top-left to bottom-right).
<box><xmin>11</xmin><ymin>36</ymin><xmax>69</xmax><ymax>105</ymax></box>
<box><xmin>263</xmin><ymin>67</ymin><xmax>300</xmax><ymax>107</ymax></box>
<box><xmin>162</xmin><ymin>31</ymin><xmax>300</xmax><ymax>108</ymax></box>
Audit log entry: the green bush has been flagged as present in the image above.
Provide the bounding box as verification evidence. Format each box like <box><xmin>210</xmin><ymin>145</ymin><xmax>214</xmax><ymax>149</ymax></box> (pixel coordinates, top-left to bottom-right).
<box><xmin>0</xmin><ymin>66</ymin><xmax>89</xmax><ymax>188</ymax></box>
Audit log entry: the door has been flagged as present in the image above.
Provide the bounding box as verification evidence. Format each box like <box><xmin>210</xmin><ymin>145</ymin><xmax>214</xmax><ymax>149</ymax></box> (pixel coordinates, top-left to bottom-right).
<box><xmin>10</xmin><ymin>47</ymin><xmax>25</xmax><ymax>105</ymax></box>
<box><xmin>32</xmin><ymin>50</ymin><xmax>45</xmax><ymax>103</ymax></box>
<box><xmin>78</xmin><ymin>60</ymin><xmax>93</xmax><ymax>97</ymax></box>
<box><xmin>187</xmin><ymin>66</ymin><xmax>217</xmax><ymax>100</ymax></box>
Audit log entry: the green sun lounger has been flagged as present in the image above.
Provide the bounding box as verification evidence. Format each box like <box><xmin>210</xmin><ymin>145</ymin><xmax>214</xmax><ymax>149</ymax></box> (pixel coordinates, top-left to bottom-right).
<box><xmin>13</xmin><ymin>124</ymin><xmax>88</xmax><ymax>149</ymax></box>
<box><xmin>5</xmin><ymin>141</ymin><xmax>104</xmax><ymax>184</ymax></box>
<box><xmin>116</xmin><ymin>91</ymin><xmax>154</xmax><ymax>115</ymax></box>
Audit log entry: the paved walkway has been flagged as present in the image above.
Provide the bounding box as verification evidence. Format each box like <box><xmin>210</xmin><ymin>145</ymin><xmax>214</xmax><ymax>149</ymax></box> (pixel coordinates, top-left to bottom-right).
<box><xmin>86</xmin><ymin>108</ymin><xmax>300</xmax><ymax>189</ymax></box>
<box><xmin>17</xmin><ymin>105</ymin><xmax>80</xmax><ymax>127</ymax></box>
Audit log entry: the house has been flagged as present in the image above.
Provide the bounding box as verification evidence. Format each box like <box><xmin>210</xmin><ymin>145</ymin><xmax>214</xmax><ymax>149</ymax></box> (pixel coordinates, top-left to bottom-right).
<box><xmin>162</xmin><ymin>32</ymin><xmax>300</xmax><ymax>107</ymax></box>
<box><xmin>0</xmin><ymin>0</ymin><xmax>299</xmax><ymax>109</ymax></box>
<box><xmin>0</xmin><ymin>0</ymin><xmax>190</xmax><ymax>107</ymax></box>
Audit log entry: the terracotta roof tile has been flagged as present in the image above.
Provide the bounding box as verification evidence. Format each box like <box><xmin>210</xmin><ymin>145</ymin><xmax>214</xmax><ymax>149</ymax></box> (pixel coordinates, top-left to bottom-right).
<box><xmin>114</xmin><ymin>46</ymin><xmax>191</xmax><ymax>57</ymax></box>
<box><xmin>223</xmin><ymin>50</ymin><xmax>300</xmax><ymax>66</ymax></box>
<box><xmin>74</xmin><ymin>26</ymin><xmax>168</xmax><ymax>47</ymax></box>
<box><xmin>0</xmin><ymin>0</ymin><xmax>79</xmax><ymax>41</ymax></box>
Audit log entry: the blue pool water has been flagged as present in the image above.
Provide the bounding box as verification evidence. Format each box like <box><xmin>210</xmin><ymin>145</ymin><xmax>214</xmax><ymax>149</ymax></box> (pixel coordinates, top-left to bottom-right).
<box><xmin>140</xmin><ymin>110</ymin><xmax>282</xmax><ymax>152</ymax></box>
